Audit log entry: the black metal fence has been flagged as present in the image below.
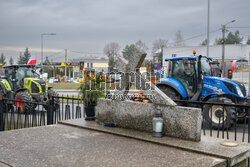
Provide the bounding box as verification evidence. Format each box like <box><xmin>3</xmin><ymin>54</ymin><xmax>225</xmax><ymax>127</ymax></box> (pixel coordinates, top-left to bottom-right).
<box><xmin>174</xmin><ymin>99</ymin><xmax>250</xmax><ymax>142</ymax></box>
<box><xmin>0</xmin><ymin>96</ymin><xmax>85</xmax><ymax>131</ymax></box>
<box><xmin>1</xmin><ymin>96</ymin><xmax>250</xmax><ymax>164</ymax></box>
<box><xmin>175</xmin><ymin>99</ymin><xmax>250</xmax><ymax>166</ymax></box>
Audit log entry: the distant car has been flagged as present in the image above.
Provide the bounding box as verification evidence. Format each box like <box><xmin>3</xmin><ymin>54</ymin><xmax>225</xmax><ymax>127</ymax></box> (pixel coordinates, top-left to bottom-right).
<box><xmin>54</xmin><ymin>79</ymin><xmax>59</xmax><ymax>83</ymax></box>
<box><xmin>48</xmin><ymin>77</ymin><xmax>55</xmax><ymax>83</ymax></box>
<box><xmin>73</xmin><ymin>77</ymin><xmax>79</xmax><ymax>83</ymax></box>
<box><xmin>48</xmin><ymin>77</ymin><xmax>59</xmax><ymax>83</ymax></box>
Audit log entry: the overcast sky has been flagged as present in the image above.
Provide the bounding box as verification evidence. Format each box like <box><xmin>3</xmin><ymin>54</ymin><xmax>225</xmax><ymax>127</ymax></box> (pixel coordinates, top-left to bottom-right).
<box><xmin>0</xmin><ymin>0</ymin><xmax>250</xmax><ymax>63</ymax></box>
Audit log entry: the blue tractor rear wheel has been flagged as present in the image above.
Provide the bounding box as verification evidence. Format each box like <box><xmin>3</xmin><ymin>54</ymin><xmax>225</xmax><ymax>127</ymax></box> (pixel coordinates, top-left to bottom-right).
<box><xmin>203</xmin><ymin>97</ymin><xmax>235</xmax><ymax>129</ymax></box>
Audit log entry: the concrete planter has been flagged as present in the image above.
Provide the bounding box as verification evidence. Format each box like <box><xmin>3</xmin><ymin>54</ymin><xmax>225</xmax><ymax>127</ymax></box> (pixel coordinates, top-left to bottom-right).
<box><xmin>96</xmin><ymin>98</ymin><xmax>202</xmax><ymax>141</ymax></box>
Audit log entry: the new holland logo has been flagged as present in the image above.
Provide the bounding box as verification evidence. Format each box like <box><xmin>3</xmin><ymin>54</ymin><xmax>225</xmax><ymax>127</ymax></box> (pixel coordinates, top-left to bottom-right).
<box><xmin>204</xmin><ymin>84</ymin><xmax>223</xmax><ymax>93</ymax></box>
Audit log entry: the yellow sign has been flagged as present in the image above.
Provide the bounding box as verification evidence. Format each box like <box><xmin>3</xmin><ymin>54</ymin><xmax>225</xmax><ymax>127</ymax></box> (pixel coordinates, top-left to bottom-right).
<box><xmin>61</xmin><ymin>62</ymin><xmax>65</xmax><ymax>67</ymax></box>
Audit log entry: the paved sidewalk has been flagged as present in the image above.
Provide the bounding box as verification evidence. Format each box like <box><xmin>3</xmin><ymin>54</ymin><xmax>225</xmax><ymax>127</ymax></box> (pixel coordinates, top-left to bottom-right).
<box><xmin>59</xmin><ymin>119</ymin><xmax>250</xmax><ymax>166</ymax></box>
<box><xmin>0</xmin><ymin>124</ymin><xmax>226</xmax><ymax>167</ymax></box>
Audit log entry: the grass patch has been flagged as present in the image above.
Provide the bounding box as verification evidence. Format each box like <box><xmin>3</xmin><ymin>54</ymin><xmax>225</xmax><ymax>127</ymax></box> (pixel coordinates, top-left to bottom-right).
<box><xmin>49</xmin><ymin>82</ymin><xmax>122</xmax><ymax>90</ymax></box>
<box><xmin>48</xmin><ymin>83</ymin><xmax>80</xmax><ymax>90</ymax></box>
<box><xmin>59</xmin><ymin>95</ymin><xmax>83</xmax><ymax>103</ymax></box>
<box><xmin>49</xmin><ymin>82</ymin><xmax>138</xmax><ymax>91</ymax></box>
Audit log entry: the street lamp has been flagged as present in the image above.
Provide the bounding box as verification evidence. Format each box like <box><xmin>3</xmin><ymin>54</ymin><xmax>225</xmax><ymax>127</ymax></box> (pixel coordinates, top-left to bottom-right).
<box><xmin>41</xmin><ymin>33</ymin><xmax>56</xmax><ymax>71</ymax></box>
<box><xmin>207</xmin><ymin>0</ymin><xmax>210</xmax><ymax>58</ymax></box>
<box><xmin>221</xmin><ymin>20</ymin><xmax>235</xmax><ymax>77</ymax></box>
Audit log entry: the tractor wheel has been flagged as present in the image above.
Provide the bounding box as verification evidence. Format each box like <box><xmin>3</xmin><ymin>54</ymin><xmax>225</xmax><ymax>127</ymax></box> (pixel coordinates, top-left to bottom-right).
<box><xmin>203</xmin><ymin>97</ymin><xmax>235</xmax><ymax>129</ymax></box>
<box><xmin>15</xmin><ymin>91</ymin><xmax>36</xmax><ymax>113</ymax></box>
<box><xmin>157</xmin><ymin>85</ymin><xmax>181</xmax><ymax>104</ymax></box>
<box><xmin>44</xmin><ymin>89</ymin><xmax>60</xmax><ymax>110</ymax></box>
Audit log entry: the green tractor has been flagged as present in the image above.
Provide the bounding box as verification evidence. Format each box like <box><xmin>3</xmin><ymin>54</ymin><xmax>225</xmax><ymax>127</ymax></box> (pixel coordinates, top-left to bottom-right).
<box><xmin>0</xmin><ymin>65</ymin><xmax>59</xmax><ymax>112</ymax></box>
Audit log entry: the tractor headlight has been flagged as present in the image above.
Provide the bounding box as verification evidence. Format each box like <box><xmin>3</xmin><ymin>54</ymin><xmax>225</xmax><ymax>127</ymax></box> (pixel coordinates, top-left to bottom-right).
<box><xmin>236</xmin><ymin>86</ymin><xmax>244</xmax><ymax>97</ymax></box>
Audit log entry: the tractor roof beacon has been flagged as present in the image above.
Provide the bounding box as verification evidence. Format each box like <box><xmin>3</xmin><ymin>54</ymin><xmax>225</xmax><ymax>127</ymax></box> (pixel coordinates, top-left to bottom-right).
<box><xmin>156</xmin><ymin>55</ymin><xmax>247</xmax><ymax>129</ymax></box>
<box><xmin>0</xmin><ymin>65</ymin><xmax>59</xmax><ymax>112</ymax></box>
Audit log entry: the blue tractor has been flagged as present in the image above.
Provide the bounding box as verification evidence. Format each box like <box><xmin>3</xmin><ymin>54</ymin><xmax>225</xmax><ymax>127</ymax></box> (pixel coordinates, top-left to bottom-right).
<box><xmin>156</xmin><ymin>55</ymin><xmax>247</xmax><ymax>129</ymax></box>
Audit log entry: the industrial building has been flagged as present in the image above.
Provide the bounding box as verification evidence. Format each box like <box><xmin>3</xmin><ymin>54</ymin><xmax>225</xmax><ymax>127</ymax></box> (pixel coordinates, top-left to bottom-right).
<box><xmin>163</xmin><ymin>44</ymin><xmax>250</xmax><ymax>65</ymax></box>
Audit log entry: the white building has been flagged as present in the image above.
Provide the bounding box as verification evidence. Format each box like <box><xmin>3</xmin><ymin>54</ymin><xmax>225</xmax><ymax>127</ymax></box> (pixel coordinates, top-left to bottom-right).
<box><xmin>163</xmin><ymin>44</ymin><xmax>250</xmax><ymax>64</ymax></box>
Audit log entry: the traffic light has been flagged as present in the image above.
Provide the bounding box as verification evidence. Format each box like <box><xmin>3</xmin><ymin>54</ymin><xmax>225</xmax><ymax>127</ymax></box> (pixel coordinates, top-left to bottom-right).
<box><xmin>228</xmin><ymin>69</ymin><xmax>233</xmax><ymax>79</ymax></box>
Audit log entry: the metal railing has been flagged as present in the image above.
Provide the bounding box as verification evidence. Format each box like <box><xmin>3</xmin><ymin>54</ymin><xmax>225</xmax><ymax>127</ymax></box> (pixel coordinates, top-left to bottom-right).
<box><xmin>174</xmin><ymin>99</ymin><xmax>250</xmax><ymax>142</ymax></box>
<box><xmin>174</xmin><ymin>99</ymin><xmax>250</xmax><ymax>166</ymax></box>
<box><xmin>0</xmin><ymin>96</ymin><xmax>85</xmax><ymax>131</ymax></box>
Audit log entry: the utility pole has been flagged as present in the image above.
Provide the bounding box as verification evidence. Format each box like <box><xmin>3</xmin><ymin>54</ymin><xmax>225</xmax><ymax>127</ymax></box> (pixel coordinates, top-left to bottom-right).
<box><xmin>221</xmin><ymin>20</ymin><xmax>235</xmax><ymax>78</ymax></box>
<box><xmin>65</xmin><ymin>49</ymin><xmax>67</xmax><ymax>82</ymax></box>
<box><xmin>206</xmin><ymin>0</ymin><xmax>210</xmax><ymax>57</ymax></box>
<box><xmin>41</xmin><ymin>34</ymin><xmax>43</xmax><ymax>71</ymax></box>
<box><xmin>221</xmin><ymin>25</ymin><xmax>226</xmax><ymax>77</ymax></box>
<box><xmin>160</xmin><ymin>45</ymin><xmax>163</xmax><ymax>65</ymax></box>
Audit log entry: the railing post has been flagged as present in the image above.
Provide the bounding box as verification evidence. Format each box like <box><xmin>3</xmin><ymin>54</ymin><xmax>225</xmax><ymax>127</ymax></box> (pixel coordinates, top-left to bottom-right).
<box><xmin>248</xmin><ymin>106</ymin><xmax>250</xmax><ymax>143</ymax></box>
<box><xmin>47</xmin><ymin>97</ymin><xmax>54</xmax><ymax>125</ymax></box>
<box><xmin>0</xmin><ymin>99</ymin><xmax>4</xmax><ymax>131</ymax></box>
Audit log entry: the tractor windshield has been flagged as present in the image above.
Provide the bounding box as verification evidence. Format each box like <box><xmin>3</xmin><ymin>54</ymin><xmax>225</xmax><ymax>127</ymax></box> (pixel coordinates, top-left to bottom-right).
<box><xmin>200</xmin><ymin>57</ymin><xmax>212</xmax><ymax>76</ymax></box>
<box><xmin>16</xmin><ymin>67</ymin><xmax>35</xmax><ymax>88</ymax></box>
<box><xmin>16</xmin><ymin>67</ymin><xmax>35</xmax><ymax>80</ymax></box>
<box><xmin>167</xmin><ymin>59</ymin><xmax>196</xmax><ymax>97</ymax></box>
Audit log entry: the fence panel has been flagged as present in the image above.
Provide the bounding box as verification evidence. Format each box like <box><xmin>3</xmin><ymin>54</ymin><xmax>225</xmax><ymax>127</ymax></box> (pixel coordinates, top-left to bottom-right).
<box><xmin>0</xmin><ymin>95</ymin><xmax>85</xmax><ymax>131</ymax></box>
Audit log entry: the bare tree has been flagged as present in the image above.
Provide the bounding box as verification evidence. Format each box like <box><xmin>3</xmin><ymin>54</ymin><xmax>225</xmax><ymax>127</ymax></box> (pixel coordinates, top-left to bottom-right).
<box><xmin>174</xmin><ymin>30</ymin><xmax>185</xmax><ymax>47</ymax></box>
<box><xmin>151</xmin><ymin>39</ymin><xmax>168</xmax><ymax>66</ymax></box>
<box><xmin>135</xmin><ymin>40</ymin><xmax>148</xmax><ymax>52</ymax></box>
<box><xmin>103</xmin><ymin>42</ymin><xmax>120</xmax><ymax>71</ymax></box>
<box><xmin>152</xmin><ymin>39</ymin><xmax>168</xmax><ymax>53</ymax></box>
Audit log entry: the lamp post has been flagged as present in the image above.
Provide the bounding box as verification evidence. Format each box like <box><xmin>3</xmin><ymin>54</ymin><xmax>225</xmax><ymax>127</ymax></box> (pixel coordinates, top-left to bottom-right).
<box><xmin>41</xmin><ymin>33</ymin><xmax>56</xmax><ymax>71</ymax></box>
<box><xmin>221</xmin><ymin>20</ymin><xmax>235</xmax><ymax>77</ymax></box>
<box><xmin>207</xmin><ymin>0</ymin><xmax>210</xmax><ymax>57</ymax></box>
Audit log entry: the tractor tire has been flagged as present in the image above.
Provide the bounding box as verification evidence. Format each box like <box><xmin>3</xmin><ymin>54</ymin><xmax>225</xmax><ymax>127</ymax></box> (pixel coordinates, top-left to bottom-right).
<box><xmin>203</xmin><ymin>97</ymin><xmax>235</xmax><ymax>129</ymax></box>
<box><xmin>15</xmin><ymin>91</ymin><xmax>36</xmax><ymax>113</ymax></box>
<box><xmin>44</xmin><ymin>89</ymin><xmax>60</xmax><ymax>110</ymax></box>
<box><xmin>157</xmin><ymin>85</ymin><xmax>181</xmax><ymax>104</ymax></box>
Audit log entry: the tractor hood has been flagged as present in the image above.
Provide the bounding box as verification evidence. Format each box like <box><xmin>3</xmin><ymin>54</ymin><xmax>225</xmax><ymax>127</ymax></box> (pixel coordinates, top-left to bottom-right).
<box><xmin>23</xmin><ymin>78</ymin><xmax>47</xmax><ymax>94</ymax></box>
<box><xmin>203</xmin><ymin>76</ymin><xmax>247</xmax><ymax>99</ymax></box>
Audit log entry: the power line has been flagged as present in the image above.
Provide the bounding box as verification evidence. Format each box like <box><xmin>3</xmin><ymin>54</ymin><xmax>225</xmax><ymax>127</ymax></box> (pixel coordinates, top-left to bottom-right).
<box><xmin>148</xmin><ymin>28</ymin><xmax>221</xmax><ymax>50</ymax></box>
<box><xmin>228</xmin><ymin>26</ymin><xmax>250</xmax><ymax>29</ymax></box>
<box><xmin>240</xmin><ymin>34</ymin><xmax>250</xmax><ymax>37</ymax></box>
<box><xmin>177</xmin><ymin>28</ymin><xmax>221</xmax><ymax>43</ymax></box>
<box><xmin>70</xmin><ymin>50</ymin><xmax>103</xmax><ymax>55</ymax></box>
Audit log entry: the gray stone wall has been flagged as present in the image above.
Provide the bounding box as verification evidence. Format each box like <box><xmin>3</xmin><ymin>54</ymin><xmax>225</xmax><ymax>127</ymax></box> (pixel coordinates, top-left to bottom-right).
<box><xmin>96</xmin><ymin>98</ymin><xmax>201</xmax><ymax>141</ymax></box>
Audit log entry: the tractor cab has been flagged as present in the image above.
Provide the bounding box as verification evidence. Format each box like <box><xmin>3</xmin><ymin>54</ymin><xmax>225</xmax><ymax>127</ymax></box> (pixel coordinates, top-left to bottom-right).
<box><xmin>164</xmin><ymin>56</ymin><xmax>212</xmax><ymax>98</ymax></box>
<box><xmin>4</xmin><ymin>65</ymin><xmax>37</xmax><ymax>91</ymax></box>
